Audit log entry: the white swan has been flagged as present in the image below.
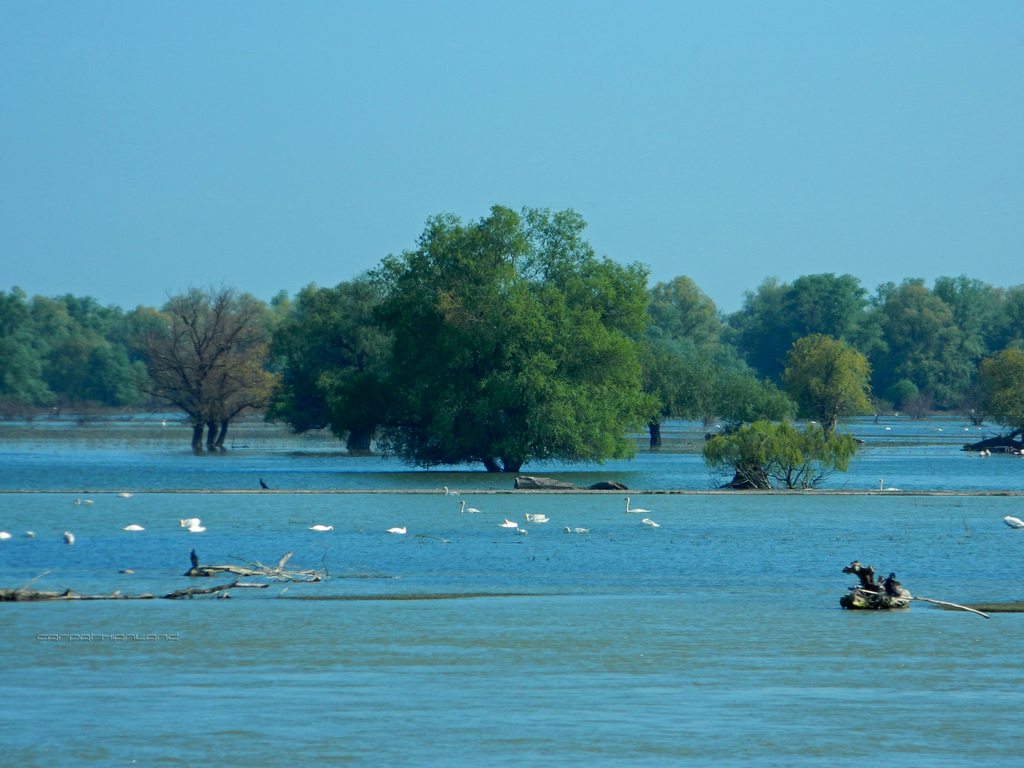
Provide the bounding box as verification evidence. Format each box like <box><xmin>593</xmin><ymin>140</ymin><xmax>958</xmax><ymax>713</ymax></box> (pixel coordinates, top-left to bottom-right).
<box><xmin>117</xmin><ymin>493</ymin><xmax>133</xmax><ymax>498</ymax></box>
<box><xmin>564</xmin><ymin>527</ymin><xmax>590</xmax><ymax>534</ymax></box>
<box><xmin>525</xmin><ymin>513</ymin><xmax>549</xmax><ymax>523</ymax></box>
<box><xmin>187</xmin><ymin>523</ymin><xmax>206</xmax><ymax>533</ymax></box>
<box><xmin>878</xmin><ymin>479</ymin><xmax>900</xmax><ymax>491</ymax></box>
<box><xmin>444</xmin><ymin>486</ymin><xmax>459</xmax><ymax>496</ymax></box>
<box><xmin>180</xmin><ymin>518</ymin><xmax>201</xmax><ymax>528</ymax></box>
<box><xmin>641</xmin><ymin>518</ymin><xmax>660</xmax><ymax>528</ymax></box>
<box><xmin>63</xmin><ymin>531</ymin><xmax>75</xmax><ymax>544</ymax></box>
<box><xmin>499</xmin><ymin>519</ymin><xmax>519</xmax><ymax>528</ymax></box>
<box><xmin>0</xmin><ymin>532</ymin><xmax>10</xmax><ymax>540</ymax></box>
<box><xmin>387</xmin><ymin>527</ymin><xmax>407</xmax><ymax>534</ymax></box>
<box><xmin>515</xmin><ymin>527</ymin><xmax>528</xmax><ymax>535</ymax></box>
<box><xmin>74</xmin><ymin>498</ymin><xmax>93</xmax><ymax>506</ymax></box>
<box><xmin>624</xmin><ymin>497</ymin><xmax>649</xmax><ymax>514</ymax></box>
<box><xmin>309</xmin><ymin>525</ymin><xmax>333</xmax><ymax>531</ymax></box>
<box><xmin>24</xmin><ymin>531</ymin><xmax>34</xmax><ymax>538</ymax></box>
<box><xmin>1003</xmin><ymin>516</ymin><xmax>1024</xmax><ymax>529</ymax></box>
<box><xmin>122</xmin><ymin>524</ymin><xmax>145</xmax><ymax>531</ymax></box>
<box><xmin>459</xmin><ymin>500</ymin><xmax>481</xmax><ymax>514</ymax></box>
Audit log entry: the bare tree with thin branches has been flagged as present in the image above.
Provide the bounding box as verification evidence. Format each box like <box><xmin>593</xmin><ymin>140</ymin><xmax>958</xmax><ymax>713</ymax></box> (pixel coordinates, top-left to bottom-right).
<box><xmin>133</xmin><ymin>287</ymin><xmax>276</xmax><ymax>451</ymax></box>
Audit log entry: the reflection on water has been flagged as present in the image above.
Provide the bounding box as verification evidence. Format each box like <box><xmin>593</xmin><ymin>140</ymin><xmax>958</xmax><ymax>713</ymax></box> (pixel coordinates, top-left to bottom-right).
<box><xmin>2</xmin><ymin>418</ymin><xmax>1024</xmax><ymax>766</ymax></box>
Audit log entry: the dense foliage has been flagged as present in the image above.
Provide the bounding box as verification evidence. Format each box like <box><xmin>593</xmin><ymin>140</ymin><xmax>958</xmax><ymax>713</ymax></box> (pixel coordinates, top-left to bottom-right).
<box><xmin>0</xmin><ymin>288</ymin><xmax>149</xmax><ymax>416</ymax></box>
<box><xmin>8</xmin><ymin>204</ymin><xmax>1024</xmax><ymax>466</ymax></box>
<box><xmin>782</xmin><ymin>334</ymin><xmax>872</xmax><ymax>431</ymax></box>
<box><xmin>370</xmin><ymin>206</ymin><xmax>658</xmax><ymax>471</ymax></box>
<box><xmin>266</xmin><ymin>278</ymin><xmax>390</xmax><ymax>450</ymax></box>
<box><xmin>703</xmin><ymin>420</ymin><xmax>857</xmax><ymax>489</ymax></box>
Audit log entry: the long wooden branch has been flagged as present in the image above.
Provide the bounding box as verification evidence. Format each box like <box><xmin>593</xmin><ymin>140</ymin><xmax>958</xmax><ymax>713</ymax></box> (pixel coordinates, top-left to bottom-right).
<box><xmin>911</xmin><ymin>596</ymin><xmax>990</xmax><ymax>619</ymax></box>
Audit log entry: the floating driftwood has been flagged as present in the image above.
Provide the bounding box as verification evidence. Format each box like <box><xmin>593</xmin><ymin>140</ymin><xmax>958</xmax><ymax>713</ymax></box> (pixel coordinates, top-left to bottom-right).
<box><xmin>185</xmin><ymin>550</ymin><xmax>328</xmax><ymax>582</ymax></box>
<box><xmin>0</xmin><ymin>571</ymin><xmax>268</xmax><ymax>602</ymax></box>
<box><xmin>840</xmin><ymin>560</ymin><xmax>989</xmax><ymax>618</ymax></box>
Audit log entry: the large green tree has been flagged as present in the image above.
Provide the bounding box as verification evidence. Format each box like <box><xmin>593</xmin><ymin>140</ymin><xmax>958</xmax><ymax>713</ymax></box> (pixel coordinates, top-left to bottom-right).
<box><xmin>371</xmin><ymin>205</ymin><xmax>658</xmax><ymax>472</ymax></box>
<box><xmin>979</xmin><ymin>348</ymin><xmax>1024</xmax><ymax>439</ymax></box>
<box><xmin>267</xmin><ymin>278</ymin><xmax>391</xmax><ymax>450</ymax></box>
<box><xmin>0</xmin><ymin>289</ymin><xmax>53</xmax><ymax>413</ymax></box>
<box><xmin>869</xmin><ymin>279</ymin><xmax>967</xmax><ymax>409</ymax></box>
<box><xmin>728</xmin><ymin>273</ymin><xmax>869</xmax><ymax>382</ymax></box>
<box><xmin>783</xmin><ymin>334</ymin><xmax>872</xmax><ymax>432</ymax></box>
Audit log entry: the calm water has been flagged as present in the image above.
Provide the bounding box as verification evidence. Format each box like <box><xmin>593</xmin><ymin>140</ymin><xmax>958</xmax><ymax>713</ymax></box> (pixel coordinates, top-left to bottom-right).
<box><xmin>2</xmin><ymin>419</ymin><xmax>1023</xmax><ymax>766</ymax></box>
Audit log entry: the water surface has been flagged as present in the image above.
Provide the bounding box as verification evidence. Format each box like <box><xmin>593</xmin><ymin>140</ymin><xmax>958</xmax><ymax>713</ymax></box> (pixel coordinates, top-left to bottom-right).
<box><xmin>1</xmin><ymin>419</ymin><xmax>1023</xmax><ymax>766</ymax></box>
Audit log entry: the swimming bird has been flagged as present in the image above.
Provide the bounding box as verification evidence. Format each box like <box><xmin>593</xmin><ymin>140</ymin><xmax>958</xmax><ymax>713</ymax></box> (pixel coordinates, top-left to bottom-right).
<box><xmin>259</xmin><ymin>478</ymin><xmax>269</xmax><ymax>489</ymax></box>
<box><xmin>459</xmin><ymin>500</ymin><xmax>481</xmax><ymax>514</ymax></box>
<box><xmin>117</xmin><ymin>493</ymin><xmax>133</xmax><ymax>498</ymax></box>
<box><xmin>878</xmin><ymin>479</ymin><xmax>900</xmax><ymax>491</ymax></box>
<box><xmin>516</xmin><ymin>527</ymin><xmax>528</xmax><ymax>535</ymax></box>
<box><xmin>1003</xmin><ymin>516</ymin><xmax>1024</xmax><ymax>529</ymax></box>
<box><xmin>187</xmin><ymin>523</ymin><xmax>206</xmax><ymax>533</ymax></box>
<box><xmin>73</xmin><ymin>498</ymin><xmax>93</xmax><ymax>506</ymax></box>
<box><xmin>122</xmin><ymin>524</ymin><xmax>145</xmax><ymax>531</ymax></box>
<box><xmin>444</xmin><ymin>486</ymin><xmax>459</xmax><ymax>496</ymax></box>
<box><xmin>0</xmin><ymin>532</ymin><xmax>10</xmax><ymax>540</ymax></box>
<box><xmin>499</xmin><ymin>519</ymin><xmax>519</xmax><ymax>528</ymax></box>
<box><xmin>309</xmin><ymin>525</ymin><xmax>333</xmax><ymax>531</ymax></box>
<box><xmin>190</xmin><ymin>549</ymin><xmax>199</xmax><ymax>568</ymax></box>
<box><xmin>24</xmin><ymin>531</ymin><xmax>35</xmax><ymax>538</ymax></box>
<box><xmin>564</xmin><ymin>527</ymin><xmax>590</xmax><ymax>534</ymax></box>
<box><xmin>180</xmin><ymin>518</ymin><xmax>201</xmax><ymax>528</ymax></box>
<box><xmin>641</xmin><ymin>518</ymin><xmax>660</xmax><ymax>528</ymax></box>
<box><xmin>624</xmin><ymin>497</ymin><xmax>649</xmax><ymax>514</ymax></box>
<box><xmin>387</xmin><ymin>527</ymin><xmax>407</xmax><ymax>534</ymax></box>
<box><xmin>63</xmin><ymin>531</ymin><xmax>75</xmax><ymax>544</ymax></box>
<box><xmin>525</xmin><ymin>513</ymin><xmax>549</xmax><ymax>523</ymax></box>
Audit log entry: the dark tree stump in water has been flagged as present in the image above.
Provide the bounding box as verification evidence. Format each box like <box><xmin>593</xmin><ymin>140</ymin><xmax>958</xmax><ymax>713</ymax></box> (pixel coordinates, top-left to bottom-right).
<box><xmin>840</xmin><ymin>561</ymin><xmax>911</xmax><ymax>610</ymax></box>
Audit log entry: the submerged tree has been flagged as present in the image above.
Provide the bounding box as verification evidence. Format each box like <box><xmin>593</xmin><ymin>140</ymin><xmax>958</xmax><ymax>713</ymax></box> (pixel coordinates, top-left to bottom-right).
<box><xmin>782</xmin><ymin>334</ymin><xmax>872</xmax><ymax>432</ymax></box>
<box><xmin>974</xmin><ymin>348</ymin><xmax>1024</xmax><ymax>450</ymax></box>
<box><xmin>371</xmin><ymin>205</ymin><xmax>658</xmax><ymax>472</ymax></box>
<box><xmin>267</xmin><ymin>278</ymin><xmax>391</xmax><ymax>451</ymax></box>
<box><xmin>133</xmin><ymin>287</ymin><xmax>275</xmax><ymax>451</ymax></box>
<box><xmin>703</xmin><ymin>420</ymin><xmax>857</xmax><ymax>489</ymax></box>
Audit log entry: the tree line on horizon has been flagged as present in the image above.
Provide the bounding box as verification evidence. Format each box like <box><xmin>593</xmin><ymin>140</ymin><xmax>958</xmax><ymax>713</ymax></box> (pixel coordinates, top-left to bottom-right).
<box><xmin>3</xmin><ymin>205</ymin><xmax>1024</xmax><ymax>478</ymax></box>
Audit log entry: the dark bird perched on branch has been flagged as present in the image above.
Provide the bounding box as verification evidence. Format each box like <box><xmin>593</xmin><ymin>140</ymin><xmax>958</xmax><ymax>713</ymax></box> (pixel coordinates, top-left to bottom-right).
<box><xmin>259</xmin><ymin>478</ymin><xmax>269</xmax><ymax>489</ymax></box>
<box><xmin>883</xmin><ymin>572</ymin><xmax>903</xmax><ymax>596</ymax></box>
<box><xmin>190</xmin><ymin>549</ymin><xmax>199</xmax><ymax>569</ymax></box>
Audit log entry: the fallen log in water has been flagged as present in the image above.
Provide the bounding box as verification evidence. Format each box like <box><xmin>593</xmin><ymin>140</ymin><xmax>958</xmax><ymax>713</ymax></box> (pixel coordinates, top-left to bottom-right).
<box><xmin>840</xmin><ymin>560</ymin><xmax>989</xmax><ymax>618</ymax></box>
<box><xmin>0</xmin><ymin>579</ymin><xmax>268</xmax><ymax>602</ymax></box>
<box><xmin>185</xmin><ymin>550</ymin><xmax>328</xmax><ymax>582</ymax></box>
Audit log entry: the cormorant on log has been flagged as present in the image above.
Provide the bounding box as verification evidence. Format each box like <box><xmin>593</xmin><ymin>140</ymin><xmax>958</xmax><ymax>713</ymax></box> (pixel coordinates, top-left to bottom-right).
<box><xmin>884</xmin><ymin>572</ymin><xmax>903</xmax><ymax>596</ymax></box>
<box><xmin>190</xmin><ymin>549</ymin><xmax>199</xmax><ymax>569</ymax></box>
<box><xmin>259</xmin><ymin>478</ymin><xmax>269</xmax><ymax>489</ymax></box>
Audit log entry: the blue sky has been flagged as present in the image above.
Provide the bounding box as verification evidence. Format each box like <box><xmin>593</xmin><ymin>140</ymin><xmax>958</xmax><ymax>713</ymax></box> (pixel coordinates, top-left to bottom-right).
<box><xmin>2</xmin><ymin>1</ymin><xmax>1022</xmax><ymax>314</ymax></box>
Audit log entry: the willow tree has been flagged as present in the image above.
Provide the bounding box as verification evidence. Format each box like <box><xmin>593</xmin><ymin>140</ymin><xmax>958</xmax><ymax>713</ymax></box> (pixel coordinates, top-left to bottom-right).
<box><xmin>134</xmin><ymin>287</ymin><xmax>275</xmax><ymax>451</ymax></box>
<box><xmin>703</xmin><ymin>420</ymin><xmax>857</xmax><ymax>489</ymax></box>
<box><xmin>371</xmin><ymin>205</ymin><xmax>658</xmax><ymax>472</ymax></box>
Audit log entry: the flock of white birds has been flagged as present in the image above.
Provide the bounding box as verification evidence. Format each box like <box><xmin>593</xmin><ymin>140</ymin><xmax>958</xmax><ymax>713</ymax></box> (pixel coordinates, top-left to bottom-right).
<box><xmin>5</xmin><ymin>489</ymin><xmax>1024</xmax><ymax>542</ymax></box>
<box><xmin>0</xmin><ymin>492</ymin><xmax>657</xmax><ymax>544</ymax></box>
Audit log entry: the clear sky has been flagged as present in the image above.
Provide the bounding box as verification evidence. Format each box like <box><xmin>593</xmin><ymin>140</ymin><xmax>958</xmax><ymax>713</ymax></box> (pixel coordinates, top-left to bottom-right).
<box><xmin>2</xmin><ymin>1</ymin><xmax>1022</xmax><ymax>314</ymax></box>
